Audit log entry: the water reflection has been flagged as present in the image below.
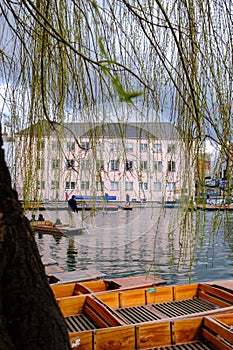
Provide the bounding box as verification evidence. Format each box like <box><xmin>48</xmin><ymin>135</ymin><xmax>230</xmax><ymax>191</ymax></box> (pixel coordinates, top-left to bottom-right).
<box><xmin>66</xmin><ymin>239</ymin><xmax>78</xmax><ymax>271</ymax></box>
<box><xmin>31</xmin><ymin>207</ymin><xmax>233</xmax><ymax>285</ymax></box>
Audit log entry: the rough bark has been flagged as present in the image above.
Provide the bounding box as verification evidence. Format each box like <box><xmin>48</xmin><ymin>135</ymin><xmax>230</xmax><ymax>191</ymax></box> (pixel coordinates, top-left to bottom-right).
<box><xmin>0</xmin><ymin>125</ymin><xmax>71</xmax><ymax>349</ymax></box>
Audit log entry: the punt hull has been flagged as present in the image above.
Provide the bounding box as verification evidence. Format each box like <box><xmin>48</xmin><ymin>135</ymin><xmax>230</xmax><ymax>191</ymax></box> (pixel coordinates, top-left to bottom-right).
<box><xmin>55</xmin><ymin>280</ymin><xmax>233</xmax><ymax>349</ymax></box>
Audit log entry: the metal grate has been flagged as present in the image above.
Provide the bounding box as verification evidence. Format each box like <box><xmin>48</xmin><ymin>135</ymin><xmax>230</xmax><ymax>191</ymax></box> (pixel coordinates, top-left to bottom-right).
<box><xmin>65</xmin><ymin>314</ymin><xmax>99</xmax><ymax>332</ymax></box>
<box><xmin>115</xmin><ymin>298</ymin><xmax>220</xmax><ymax>324</ymax></box>
<box><xmin>116</xmin><ymin>305</ymin><xmax>161</xmax><ymax>324</ymax></box>
<box><xmin>146</xmin><ymin>341</ymin><xmax>213</xmax><ymax>350</ymax></box>
<box><xmin>151</xmin><ymin>298</ymin><xmax>219</xmax><ymax>318</ymax></box>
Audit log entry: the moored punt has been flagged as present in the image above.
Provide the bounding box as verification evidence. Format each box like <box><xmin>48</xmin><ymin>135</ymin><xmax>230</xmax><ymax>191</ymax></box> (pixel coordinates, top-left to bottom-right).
<box><xmin>94</xmin><ymin>282</ymin><xmax>233</xmax><ymax>324</ymax></box>
<box><xmin>196</xmin><ymin>203</ymin><xmax>233</xmax><ymax>211</ymax></box>
<box><xmin>51</xmin><ymin>275</ymin><xmax>167</xmax><ymax>297</ymax></box>
<box><xmin>31</xmin><ymin>221</ymin><xmax>86</xmax><ymax>236</ymax></box>
<box><xmin>56</xmin><ymin>282</ymin><xmax>233</xmax><ymax>350</ymax></box>
<box><xmin>118</xmin><ymin>205</ymin><xmax>133</xmax><ymax>210</ymax></box>
<box><xmin>21</xmin><ymin>201</ymin><xmax>46</xmax><ymax>211</ymax></box>
<box><xmin>69</xmin><ymin>314</ymin><xmax>233</xmax><ymax>350</ymax></box>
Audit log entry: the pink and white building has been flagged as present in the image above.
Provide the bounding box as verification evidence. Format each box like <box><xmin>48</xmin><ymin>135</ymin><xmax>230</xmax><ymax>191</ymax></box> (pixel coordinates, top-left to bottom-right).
<box><xmin>15</xmin><ymin>121</ymin><xmax>190</xmax><ymax>203</ymax></box>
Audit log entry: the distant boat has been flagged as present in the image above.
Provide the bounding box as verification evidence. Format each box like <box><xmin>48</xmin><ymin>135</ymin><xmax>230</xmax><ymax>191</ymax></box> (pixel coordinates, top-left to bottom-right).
<box><xmin>118</xmin><ymin>205</ymin><xmax>133</xmax><ymax>210</ymax></box>
<box><xmin>160</xmin><ymin>200</ymin><xmax>179</xmax><ymax>208</ymax></box>
<box><xmin>21</xmin><ymin>201</ymin><xmax>46</xmax><ymax>211</ymax></box>
<box><xmin>31</xmin><ymin>221</ymin><xmax>86</xmax><ymax>236</ymax></box>
<box><xmin>196</xmin><ymin>204</ymin><xmax>233</xmax><ymax>211</ymax></box>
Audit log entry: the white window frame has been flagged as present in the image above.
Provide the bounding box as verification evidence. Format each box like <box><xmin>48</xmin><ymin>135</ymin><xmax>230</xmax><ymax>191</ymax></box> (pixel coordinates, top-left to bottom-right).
<box><xmin>153</xmin><ymin>182</ymin><xmax>162</xmax><ymax>191</ymax></box>
<box><xmin>153</xmin><ymin>143</ymin><xmax>162</xmax><ymax>153</ymax></box>
<box><xmin>125</xmin><ymin>182</ymin><xmax>133</xmax><ymax>190</ymax></box>
<box><xmin>140</xmin><ymin>160</ymin><xmax>148</xmax><ymax>170</ymax></box>
<box><xmin>125</xmin><ymin>160</ymin><xmax>134</xmax><ymax>171</ymax></box>
<box><xmin>167</xmin><ymin>160</ymin><xmax>176</xmax><ymax>172</ymax></box>
<box><xmin>67</xmin><ymin>141</ymin><xmax>75</xmax><ymax>151</ymax></box>
<box><xmin>166</xmin><ymin>182</ymin><xmax>176</xmax><ymax>191</ymax></box>
<box><xmin>110</xmin><ymin>160</ymin><xmax>119</xmax><ymax>171</ymax></box>
<box><xmin>52</xmin><ymin>158</ymin><xmax>60</xmax><ymax>169</ymax></box>
<box><xmin>81</xmin><ymin>181</ymin><xmax>90</xmax><ymax>190</ymax></box>
<box><xmin>167</xmin><ymin>144</ymin><xmax>176</xmax><ymax>153</ymax></box>
<box><xmin>139</xmin><ymin>182</ymin><xmax>148</xmax><ymax>190</ymax></box>
<box><xmin>81</xmin><ymin>160</ymin><xmax>89</xmax><ymax>170</ymax></box>
<box><xmin>110</xmin><ymin>182</ymin><xmax>119</xmax><ymax>190</ymax></box>
<box><xmin>66</xmin><ymin>159</ymin><xmax>75</xmax><ymax>169</ymax></box>
<box><xmin>140</xmin><ymin>143</ymin><xmax>148</xmax><ymax>151</ymax></box>
<box><xmin>51</xmin><ymin>181</ymin><xmax>60</xmax><ymax>190</ymax></box>
<box><xmin>125</xmin><ymin>142</ymin><xmax>134</xmax><ymax>151</ymax></box>
<box><xmin>154</xmin><ymin>161</ymin><xmax>162</xmax><ymax>172</ymax></box>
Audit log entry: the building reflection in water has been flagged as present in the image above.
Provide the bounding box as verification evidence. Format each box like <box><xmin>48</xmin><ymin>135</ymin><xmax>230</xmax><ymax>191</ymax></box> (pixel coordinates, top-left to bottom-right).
<box><xmin>66</xmin><ymin>238</ymin><xmax>78</xmax><ymax>271</ymax></box>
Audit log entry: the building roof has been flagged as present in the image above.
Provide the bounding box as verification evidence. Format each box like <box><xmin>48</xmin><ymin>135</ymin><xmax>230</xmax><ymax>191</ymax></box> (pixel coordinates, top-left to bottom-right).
<box><xmin>19</xmin><ymin>120</ymin><xmax>181</xmax><ymax>140</ymax></box>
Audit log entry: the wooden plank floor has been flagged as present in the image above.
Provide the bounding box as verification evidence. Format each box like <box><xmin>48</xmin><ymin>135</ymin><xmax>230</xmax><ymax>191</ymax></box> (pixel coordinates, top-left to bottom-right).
<box><xmin>65</xmin><ymin>314</ymin><xmax>99</xmax><ymax>332</ymax></box>
<box><xmin>115</xmin><ymin>298</ymin><xmax>220</xmax><ymax>324</ymax></box>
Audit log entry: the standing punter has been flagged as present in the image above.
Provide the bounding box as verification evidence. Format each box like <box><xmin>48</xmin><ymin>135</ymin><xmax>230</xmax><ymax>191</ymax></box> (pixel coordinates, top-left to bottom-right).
<box><xmin>68</xmin><ymin>195</ymin><xmax>77</xmax><ymax>227</ymax></box>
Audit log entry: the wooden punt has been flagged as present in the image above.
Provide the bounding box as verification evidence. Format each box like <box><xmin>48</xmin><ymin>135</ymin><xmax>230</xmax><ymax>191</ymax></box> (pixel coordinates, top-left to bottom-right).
<box><xmin>196</xmin><ymin>204</ymin><xmax>233</xmax><ymax>211</ymax></box>
<box><xmin>57</xmin><ymin>294</ymin><xmax>125</xmax><ymax>349</ymax></box>
<box><xmin>57</xmin><ymin>287</ymin><xmax>233</xmax><ymax>350</ymax></box>
<box><xmin>51</xmin><ymin>275</ymin><xmax>167</xmax><ymax>298</ymax></box>
<box><xmin>31</xmin><ymin>221</ymin><xmax>86</xmax><ymax>236</ymax></box>
<box><xmin>93</xmin><ymin>282</ymin><xmax>233</xmax><ymax>324</ymax></box>
<box><xmin>86</xmin><ymin>314</ymin><xmax>233</xmax><ymax>350</ymax></box>
<box><xmin>118</xmin><ymin>205</ymin><xmax>133</xmax><ymax>210</ymax></box>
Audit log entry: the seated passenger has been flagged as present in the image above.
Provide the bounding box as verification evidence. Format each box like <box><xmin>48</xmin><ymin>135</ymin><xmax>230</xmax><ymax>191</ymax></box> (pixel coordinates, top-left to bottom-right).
<box><xmin>38</xmin><ymin>213</ymin><xmax>45</xmax><ymax>221</ymax></box>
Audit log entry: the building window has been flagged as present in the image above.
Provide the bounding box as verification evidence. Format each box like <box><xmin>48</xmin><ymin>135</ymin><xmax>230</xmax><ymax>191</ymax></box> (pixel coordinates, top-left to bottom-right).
<box><xmin>110</xmin><ymin>182</ymin><xmax>119</xmax><ymax>190</ymax></box>
<box><xmin>125</xmin><ymin>142</ymin><xmax>133</xmax><ymax>151</ymax></box>
<box><xmin>110</xmin><ymin>143</ymin><xmax>119</xmax><ymax>151</ymax></box>
<box><xmin>153</xmin><ymin>143</ymin><xmax>162</xmax><ymax>153</ymax></box>
<box><xmin>167</xmin><ymin>161</ymin><xmax>176</xmax><ymax>172</ymax></box>
<box><xmin>51</xmin><ymin>181</ymin><xmax>60</xmax><ymax>189</ymax></box>
<box><xmin>67</xmin><ymin>141</ymin><xmax>75</xmax><ymax>151</ymax></box>
<box><xmin>37</xmin><ymin>181</ymin><xmax>45</xmax><ymax>190</ymax></box>
<box><xmin>125</xmin><ymin>160</ymin><xmax>134</xmax><ymax>171</ymax></box>
<box><xmin>110</xmin><ymin>160</ymin><xmax>119</xmax><ymax>171</ymax></box>
<box><xmin>37</xmin><ymin>140</ymin><xmax>45</xmax><ymax>151</ymax></box>
<box><xmin>52</xmin><ymin>159</ymin><xmax>60</xmax><ymax>169</ymax></box>
<box><xmin>167</xmin><ymin>144</ymin><xmax>176</xmax><ymax>153</ymax></box>
<box><xmin>166</xmin><ymin>182</ymin><xmax>176</xmax><ymax>191</ymax></box>
<box><xmin>65</xmin><ymin>181</ymin><xmax>75</xmax><ymax>189</ymax></box>
<box><xmin>140</xmin><ymin>143</ymin><xmax>148</xmax><ymax>151</ymax></box>
<box><xmin>154</xmin><ymin>161</ymin><xmax>162</xmax><ymax>172</ymax></box>
<box><xmin>140</xmin><ymin>161</ymin><xmax>148</xmax><ymax>170</ymax></box>
<box><xmin>153</xmin><ymin>182</ymin><xmax>162</xmax><ymax>191</ymax></box>
<box><xmin>139</xmin><ymin>182</ymin><xmax>148</xmax><ymax>190</ymax></box>
<box><xmin>51</xmin><ymin>141</ymin><xmax>58</xmax><ymax>150</ymax></box>
<box><xmin>96</xmin><ymin>181</ymin><xmax>104</xmax><ymax>191</ymax></box>
<box><xmin>96</xmin><ymin>143</ymin><xmax>104</xmax><ymax>151</ymax></box>
<box><xmin>37</xmin><ymin>158</ymin><xmax>44</xmax><ymax>170</ymax></box>
<box><xmin>66</xmin><ymin>159</ymin><xmax>75</xmax><ymax>169</ymax></box>
<box><xmin>81</xmin><ymin>181</ymin><xmax>89</xmax><ymax>190</ymax></box>
<box><xmin>81</xmin><ymin>141</ymin><xmax>90</xmax><ymax>149</ymax></box>
<box><xmin>96</xmin><ymin>160</ymin><xmax>104</xmax><ymax>171</ymax></box>
<box><xmin>81</xmin><ymin>160</ymin><xmax>89</xmax><ymax>170</ymax></box>
<box><xmin>125</xmin><ymin>182</ymin><xmax>133</xmax><ymax>190</ymax></box>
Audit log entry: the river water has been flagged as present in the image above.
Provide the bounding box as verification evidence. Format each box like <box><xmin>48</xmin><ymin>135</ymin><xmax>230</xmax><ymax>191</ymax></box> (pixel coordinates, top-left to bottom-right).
<box><xmin>31</xmin><ymin>205</ymin><xmax>233</xmax><ymax>286</ymax></box>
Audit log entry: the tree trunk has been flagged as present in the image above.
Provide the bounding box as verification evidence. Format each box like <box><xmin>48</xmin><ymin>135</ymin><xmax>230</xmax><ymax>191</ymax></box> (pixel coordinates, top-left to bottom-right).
<box><xmin>0</xmin><ymin>126</ymin><xmax>71</xmax><ymax>349</ymax></box>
